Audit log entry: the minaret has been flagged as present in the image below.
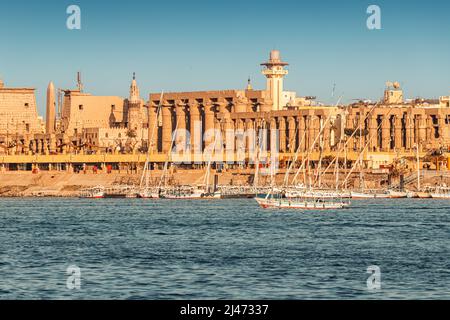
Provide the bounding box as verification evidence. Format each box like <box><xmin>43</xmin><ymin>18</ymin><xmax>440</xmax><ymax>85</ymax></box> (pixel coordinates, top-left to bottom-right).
<box><xmin>127</xmin><ymin>73</ymin><xmax>141</xmax><ymax>132</ymax></box>
<box><xmin>46</xmin><ymin>81</ymin><xmax>56</xmax><ymax>134</ymax></box>
<box><xmin>129</xmin><ymin>72</ymin><xmax>140</xmax><ymax>103</ymax></box>
<box><xmin>261</xmin><ymin>50</ymin><xmax>289</xmax><ymax>111</ymax></box>
<box><xmin>246</xmin><ymin>77</ymin><xmax>253</xmax><ymax>91</ymax></box>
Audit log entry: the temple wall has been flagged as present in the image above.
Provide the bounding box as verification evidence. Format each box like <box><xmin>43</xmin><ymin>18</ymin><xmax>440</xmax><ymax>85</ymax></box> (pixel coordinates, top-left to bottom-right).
<box><xmin>0</xmin><ymin>88</ymin><xmax>43</xmax><ymax>135</ymax></box>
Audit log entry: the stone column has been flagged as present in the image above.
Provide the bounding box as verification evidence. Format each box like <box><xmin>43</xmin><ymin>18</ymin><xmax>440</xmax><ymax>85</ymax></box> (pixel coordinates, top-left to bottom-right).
<box><xmin>49</xmin><ymin>135</ymin><xmax>57</xmax><ymax>154</ymax></box>
<box><xmin>395</xmin><ymin>115</ymin><xmax>402</xmax><ymax>149</ymax></box>
<box><xmin>418</xmin><ymin>115</ymin><xmax>427</xmax><ymax>148</ymax></box>
<box><xmin>148</xmin><ymin>105</ymin><xmax>158</xmax><ymax>153</ymax></box>
<box><xmin>189</xmin><ymin>102</ymin><xmax>202</xmax><ymax>156</ymax></box>
<box><xmin>298</xmin><ymin>116</ymin><xmax>306</xmax><ymax>151</ymax></box>
<box><xmin>346</xmin><ymin>114</ymin><xmax>355</xmax><ymax>150</ymax></box>
<box><xmin>278</xmin><ymin>117</ymin><xmax>286</xmax><ymax>153</ymax></box>
<box><xmin>369</xmin><ymin>115</ymin><xmax>378</xmax><ymax>151</ymax></box>
<box><xmin>269</xmin><ymin>118</ymin><xmax>278</xmax><ymax>154</ymax></box>
<box><xmin>161</xmin><ymin>105</ymin><xmax>173</xmax><ymax>154</ymax></box>
<box><xmin>405</xmin><ymin>114</ymin><xmax>412</xmax><ymax>150</ymax></box>
<box><xmin>438</xmin><ymin>115</ymin><xmax>445</xmax><ymax>141</ymax></box>
<box><xmin>323</xmin><ymin>119</ymin><xmax>331</xmax><ymax>152</ymax></box>
<box><xmin>313</xmin><ymin>116</ymin><xmax>321</xmax><ymax>151</ymax></box>
<box><xmin>203</xmin><ymin>101</ymin><xmax>215</xmax><ymax>148</ymax></box>
<box><xmin>175</xmin><ymin>101</ymin><xmax>187</xmax><ymax>152</ymax></box>
<box><xmin>426</xmin><ymin>115</ymin><xmax>432</xmax><ymax>142</ymax></box>
<box><xmin>381</xmin><ymin>115</ymin><xmax>391</xmax><ymax>152</ymax></box>
<box><xmin>306</xmin><ymin>116</ymin><xmax>314</xmax><ymax>151</ymax></box>
<box><xmin>246</xmin><ymin>119</ymin><xmax>255</xmax><ymax>161</ymax></box>
<box><xmin>288</xmin><ymin>117</ymin><xmax>296</xmax><ymax>153</ymax></box>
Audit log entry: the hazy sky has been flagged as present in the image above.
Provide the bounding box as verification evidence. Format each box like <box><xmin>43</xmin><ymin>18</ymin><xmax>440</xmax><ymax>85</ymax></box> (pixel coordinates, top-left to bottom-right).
<box><xmin>1</xmin><ymin>0</ymin><xmax>449</xmax><ymax>115</ymax></box>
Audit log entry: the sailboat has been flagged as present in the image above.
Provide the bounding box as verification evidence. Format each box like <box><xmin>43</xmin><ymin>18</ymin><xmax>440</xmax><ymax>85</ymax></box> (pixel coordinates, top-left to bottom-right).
<box><xmin>159</xmin><ymin>118</ymin><xmax>221</xmax><ymax>200</ymax></box>
<box><xmin>255</xmin><ymin>100</ymin><xmax>351</xmax><ymax>210</ymax></box>
<box><xmin>340</xmin><ymin>105</ymin><xmax>407</xmax><ymax>199</ymax></box>
<box><xmin>255</xmin><ymin>188</ymin><xmax>350</xmax><ymax>210</ymax></box>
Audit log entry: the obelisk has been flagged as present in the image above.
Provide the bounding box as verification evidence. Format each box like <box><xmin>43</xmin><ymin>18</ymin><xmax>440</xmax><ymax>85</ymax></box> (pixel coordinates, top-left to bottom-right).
<box><xmin>46</xmin><ymin>81</ymin><xmax>55</xmax><ymax>134</ymax></box>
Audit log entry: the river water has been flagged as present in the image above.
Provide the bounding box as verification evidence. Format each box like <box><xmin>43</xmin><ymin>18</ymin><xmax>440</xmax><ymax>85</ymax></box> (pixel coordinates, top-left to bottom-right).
<box><xmin>0</xmin><ymin>198</ymin><xmax>449</xmax><ymax>299</ymax></box>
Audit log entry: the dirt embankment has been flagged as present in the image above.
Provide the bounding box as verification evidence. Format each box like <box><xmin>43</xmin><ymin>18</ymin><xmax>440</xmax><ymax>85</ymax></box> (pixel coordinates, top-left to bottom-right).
<box><xmin>0</xmin><ymin>169</ymin><xmax>393</xmax><ymax>197</ymax></box>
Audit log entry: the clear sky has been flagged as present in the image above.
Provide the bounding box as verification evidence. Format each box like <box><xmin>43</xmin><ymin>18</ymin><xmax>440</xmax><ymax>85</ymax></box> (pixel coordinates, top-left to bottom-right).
<box><xmin>1</xmin><ymin>0</ymin><xmax>449</xmax><ymax>115</ymax></box>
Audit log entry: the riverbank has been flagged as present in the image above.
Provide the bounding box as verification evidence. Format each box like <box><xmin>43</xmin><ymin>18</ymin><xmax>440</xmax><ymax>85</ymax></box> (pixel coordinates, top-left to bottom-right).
<box><xmin>0</xmin><ymin>169</ymin><xmax>448</xmax><ymax>197</ymax></box>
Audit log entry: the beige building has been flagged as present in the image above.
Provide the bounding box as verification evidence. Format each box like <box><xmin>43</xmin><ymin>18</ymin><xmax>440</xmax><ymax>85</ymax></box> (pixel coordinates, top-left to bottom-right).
<box><xmin>0</xmin><ymin>79</ymin><xmax>43</xmax><ymax>136</ymax></box>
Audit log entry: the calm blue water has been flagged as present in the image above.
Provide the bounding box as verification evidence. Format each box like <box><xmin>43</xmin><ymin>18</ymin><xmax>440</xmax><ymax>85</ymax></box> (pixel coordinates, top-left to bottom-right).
<box><xmin>0</xmin><ymin>198</ymin><xmax>449</xmax><ymax>300</ymax></box>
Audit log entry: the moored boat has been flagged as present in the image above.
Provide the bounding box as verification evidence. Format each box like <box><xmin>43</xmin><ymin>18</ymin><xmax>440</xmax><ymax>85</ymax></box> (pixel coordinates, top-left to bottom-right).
<box><xmin>285</xmin><ymin>189</ymin><xmax>351</xmax><ymax>199</ymax></box>
<box><xmin>350</xmin><ymin>191</ymin><xmax>390</xmax><ymax>199</ymax></box>
<box><xmin>430</xmin><ymin>186</ymin><xmax>450</xmax><ymax>199</ymax></box>
<box><xmin>79</xmin><ymin>186</ymin><xmax>105</xmax><ymax>199</ymax></box>
<box><xmin>255</xmin><ymin>196</ymin><xmax>350</xmax><ymax>210</ymax></box>
<box><xmin>416</xmin><ymin>191</ymin><xmax>432</xmax><ymax>199</ymax></box>
<box><xmin>387</xmin><ymin>190</ymin><xmax>408</xmax><ymax>198</ymax></box>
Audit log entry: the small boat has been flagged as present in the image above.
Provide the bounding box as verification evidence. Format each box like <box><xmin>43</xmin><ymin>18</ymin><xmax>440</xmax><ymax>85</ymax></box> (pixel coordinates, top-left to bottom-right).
<box><xmin>285</xmin><ymin>189</ymin><xmax>351</xmax><ymax>199</ymax></box>
<box><xmin>387</xmin><ymin>190</ymin><xmax>408</xmax><ymax>198</ymax></box>
<box><xmin>255</xmin><ymin>196</ymin><xmax>350</xmax><ymax>210</ymax></box>
<box><xmin>350</xmin><ymin>191</ymin><xmax>390</xmax><ymax>199</ymax></box>
<box><xmin>430</xmin><ymin>186</ymin><xmax>450</xmax><ymax>199</ymax></box>
<box><xmin>416</xmin><ymin>191</ymin><xmax>432</xmax><ymax>199</ymax></box>
<box><xmin>161</xmin><ymin>187</ymin><xmax>221</xmax><ymax>200</ymax></box>
<box><xmin>137</xmin><ymin>188</ymin><xmax>160</xmax><ymax>199</ymax></box>
<box><xmin>255</xmin><ymin>189</ymin><xmax>350</xmax><ymax>210</ymax></box>
<box><xmin>406</xmin><ymin>191</ymin><xmax>419</xmax><ymax>198</ymax></box>
<box><xmin>79</xmin><ymin>186</ymin><xmax>105</xmax><ymax>199</ymax></box>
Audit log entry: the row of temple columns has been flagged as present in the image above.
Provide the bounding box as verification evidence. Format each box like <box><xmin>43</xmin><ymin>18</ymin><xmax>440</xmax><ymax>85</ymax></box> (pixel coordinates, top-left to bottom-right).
<box><xmin>149</xmin><ymin>102</ymin><xmax>337</xmax><ymax>155</ymax></box>
<box><xmin>346</xmin><ymin>111</ymin><xmax>448</xmax><ymax>152</ymax></box>
<box><xmin>149</xmin><ymin>101</ymin><xmax>449</xmax><ymax>156</ymax></box>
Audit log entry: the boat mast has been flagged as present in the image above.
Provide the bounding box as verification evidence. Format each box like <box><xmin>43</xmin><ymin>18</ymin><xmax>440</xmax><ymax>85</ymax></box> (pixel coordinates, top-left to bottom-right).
<box><xmin>342</xmin><ymin>106</ymin><xmax>395</xmax><ymax>189</ymax></box>
<box><xmin>359</xmin><ymin>113</ymin><xmax>364</xmax><ymax>190</ymax></box>
<box><xmin>291</xmin><ymin>96</ymin><xmax>343</xmax><ymax>186</ymax></box>
<box><xmin>335</xmin><ymin>140</ymin><xmax>341</xmax><ymax>191</ymax></box>
<box><xmin>139</xmin><ymin>91</ymin><xmax>164</xmax><ymax>189</ymax></box>
<box><xmin>416</xmin><ymin>143</ymin><xmax>421</xmax><ymax>191</ymax></box>
<box><xmin>158</xmin><ymin>107</ymin><xmax>179</xmax><ymax>191</ymax></box>
<box><xmin>284</xmin><ymin>129</ymin><xmax>306</xmax><ymax>187</ymax></box>
<box><xmin>254</xmin><ymin>119</ymin><xmax>264</xmax><ymax>190</ymax></box>
<box><xmin>203</xmin><ymin>132</ymin><xmax>219</xmax><ymax>193</ymax></box>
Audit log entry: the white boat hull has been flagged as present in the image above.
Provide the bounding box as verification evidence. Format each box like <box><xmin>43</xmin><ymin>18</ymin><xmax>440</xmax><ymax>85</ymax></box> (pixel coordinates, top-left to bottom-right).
<box><xmin>80</xmin><ymin>191</ymin><xmax>104</xmax><ymax>199</ymax></box>
<box><xmin>430</xmin><ymin>193</ymin><xmax>450</xmax><ymax>199</ymax></box>
<box><xmin>387</xmin><ymin>190</ymin><xmax>408</xmax><ymax>198</ymax></box>
<box><xmin>285</xmin><ymin>190</ymin><xmax>351</xmax><ymax>199</ymax></box>
<box><xmin>350</xmin><ymin>192</ymin><xmax>391</xmax><ymax>199</ymax></box>
<box><xmin>255</xmin><ymin>197</ymin><xmax>349</xmax><ymax>210</ymax></box>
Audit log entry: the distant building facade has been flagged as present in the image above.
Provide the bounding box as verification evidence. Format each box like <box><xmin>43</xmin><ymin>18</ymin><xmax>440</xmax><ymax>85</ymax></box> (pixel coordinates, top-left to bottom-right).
<box><xmin>0</xmin><ymin>51</ymin><xmax>449</xmax><ymax>171</ymax></box>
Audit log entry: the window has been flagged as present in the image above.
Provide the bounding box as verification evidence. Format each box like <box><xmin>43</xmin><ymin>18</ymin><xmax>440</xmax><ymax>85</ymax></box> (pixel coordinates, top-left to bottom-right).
<box><xmin>105</xmin><ymin>133</ymin><xmax>109</xmax><ymax>138</ymax></box>
<box><xmin>26</xmin><ymin>124</ymin><xmax>30</xmax><ymax>132</ymax></box>
<box><xmin>79</xmin><ymin>105</ymin><xmax>84</xmax><ymax>110</ymax></box>
<box><xmin>24</xmin><ymin>103</ymin><xmax>29</xmax><ymax>107</ymax></box>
